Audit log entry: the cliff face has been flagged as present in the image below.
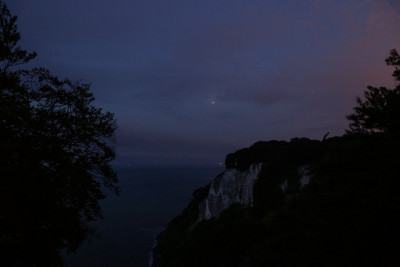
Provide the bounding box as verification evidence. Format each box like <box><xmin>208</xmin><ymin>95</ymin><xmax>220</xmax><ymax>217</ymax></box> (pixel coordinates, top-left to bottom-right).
<box><xmin>198</xmin><ymin>163</ymin><xmax>262</xmax><ymax>220</ymax></box>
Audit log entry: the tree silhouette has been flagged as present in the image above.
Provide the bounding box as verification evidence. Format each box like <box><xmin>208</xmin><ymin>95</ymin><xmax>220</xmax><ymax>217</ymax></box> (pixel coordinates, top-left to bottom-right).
<box><xmin>0</xmin><ymin>1</ymin><xmax>118</xmax><ymax>265</ymax></box>
<box><xmin>347</xmin><ymin>49</ymin><xmax>400</xmax><ymax>134</ymax></box>
<box><xmin>0</xmin><ymin>2</ymin><xmax>36</xmax><ymax>70</ymax></box>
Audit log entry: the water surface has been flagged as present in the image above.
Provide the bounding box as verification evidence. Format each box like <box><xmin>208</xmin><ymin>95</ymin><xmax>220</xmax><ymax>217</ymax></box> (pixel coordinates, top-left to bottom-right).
<box><xmin>65</xmin><ymin>166</ymin><xmax>222</xmax><ymax>266</ymax></box>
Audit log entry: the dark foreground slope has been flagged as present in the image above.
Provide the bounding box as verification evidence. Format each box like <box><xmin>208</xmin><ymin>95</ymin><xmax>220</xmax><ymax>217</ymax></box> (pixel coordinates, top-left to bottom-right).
<box><xmin>154</xmin><ymin>134</ymin><xmax>400</xmax><ymax>266</ymax></box>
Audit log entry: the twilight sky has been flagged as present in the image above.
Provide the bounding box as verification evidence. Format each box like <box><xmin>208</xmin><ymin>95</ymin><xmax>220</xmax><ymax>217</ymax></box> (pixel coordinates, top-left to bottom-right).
<box><xmin>8</xmin><ymin>0</ymin><xmax>400</xmax><ymax>167</ymax></box>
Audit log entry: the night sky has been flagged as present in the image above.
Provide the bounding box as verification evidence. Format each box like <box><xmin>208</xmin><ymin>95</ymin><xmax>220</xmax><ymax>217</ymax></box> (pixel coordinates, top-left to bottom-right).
<box><xmin>8</xmin><ymin>0</ymin><xmax>400</xmax><ymax>167</ymax></box>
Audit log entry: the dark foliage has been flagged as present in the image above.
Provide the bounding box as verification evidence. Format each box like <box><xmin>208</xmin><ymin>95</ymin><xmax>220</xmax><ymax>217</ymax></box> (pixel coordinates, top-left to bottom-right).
<box><xmin>0</xmin><ymin>2</ymin><xmax>117</xmax><ymax>265</ymax></box>
<box><xmin>347</xmin><ymin>49</ymin><xmax>400</xmax><ymax>134</ymax></box>
<box><xmin>0</xmin><ymin>2</ymin><xmax>36</xmax><ymax>71</ymax></box>
<box><xmin>225</xmin><ymin>138</ymin><xmax>321</xmax><ymax>171</ymax></box>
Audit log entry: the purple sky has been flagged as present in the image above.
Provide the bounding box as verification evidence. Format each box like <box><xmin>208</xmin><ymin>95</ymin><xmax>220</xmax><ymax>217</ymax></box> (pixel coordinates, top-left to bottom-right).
<box><xmin>8</xmin><ymin>0</ymin><xmax>400</xmax><ymax>167</ymax></box>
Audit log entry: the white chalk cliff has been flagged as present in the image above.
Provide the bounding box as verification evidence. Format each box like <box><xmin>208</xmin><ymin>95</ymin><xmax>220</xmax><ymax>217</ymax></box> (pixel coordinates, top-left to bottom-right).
<box><xmin>198</xmin><ymin>163</ymin><xmax>262</xmax><ymax>220</ymax></box>
<box><xmin>279</xmin><ymin>165</ymin><xmax>311</xmax><ymax>193</ymax></box>
<box><xmin>298</xmin><ymin>165</ymin><xmax>311</xmax><ymax>188</ymax></box>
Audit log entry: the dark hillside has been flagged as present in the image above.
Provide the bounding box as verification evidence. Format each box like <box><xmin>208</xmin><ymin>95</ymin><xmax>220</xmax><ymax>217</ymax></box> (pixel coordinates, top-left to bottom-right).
<box><xmin>155</xmin><ymin>133</ymin><xmax>400</xmax><ymax>266</ymax></box>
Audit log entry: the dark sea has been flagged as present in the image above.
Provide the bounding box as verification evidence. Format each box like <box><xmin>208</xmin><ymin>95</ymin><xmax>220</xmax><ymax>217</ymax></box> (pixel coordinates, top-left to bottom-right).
<box><xmin>64</xmin><ymin>166</ymin><xmax>222</xmax><ymax>267</ymax></box>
